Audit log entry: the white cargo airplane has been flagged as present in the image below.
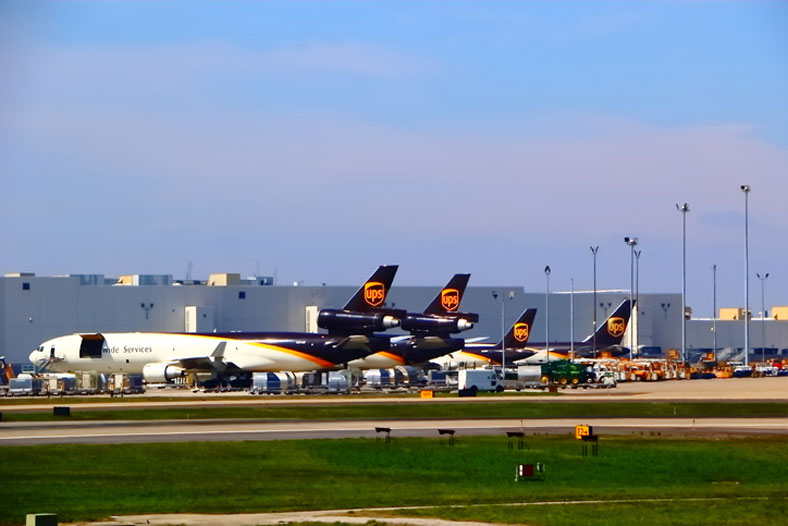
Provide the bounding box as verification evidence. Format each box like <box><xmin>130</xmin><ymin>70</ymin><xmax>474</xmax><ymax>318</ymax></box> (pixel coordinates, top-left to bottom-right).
<box><xmin>28</xmin><ymin>266</ymin><xmax>404</xmax><ymax>384</ymax></box>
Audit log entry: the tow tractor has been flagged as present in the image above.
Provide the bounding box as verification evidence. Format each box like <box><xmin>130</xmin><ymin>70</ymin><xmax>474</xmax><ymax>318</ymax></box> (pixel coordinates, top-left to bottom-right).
<box><xmin>540</xmin><ymin>359</ymin><xmax>594</xmax><ymax>387</ymax></box>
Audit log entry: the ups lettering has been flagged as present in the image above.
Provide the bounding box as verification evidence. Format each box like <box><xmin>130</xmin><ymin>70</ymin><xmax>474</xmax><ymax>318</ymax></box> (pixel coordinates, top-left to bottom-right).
<box><xmin>607</xmin><ymin>317</ymin><xmax>626</xmax><ymax>337</ymax></box>
<box><xmin>364</xmin><ymin>282</ymin><xmax>386</xmax><ymax>306</ymax></box>
<box><xmin>441</xmin><ymin>289</ymin><xmax>460</xmax><ymax>311</ymax></box>
<box><xmin>513</xmin><ymin>323</ymin><xmax>529</xmax><ymax>342</ymax></box>
<box><xmin>366</xmin><ymin>289</ymin><xmax>384</xmax><ymax>301</ymax></box>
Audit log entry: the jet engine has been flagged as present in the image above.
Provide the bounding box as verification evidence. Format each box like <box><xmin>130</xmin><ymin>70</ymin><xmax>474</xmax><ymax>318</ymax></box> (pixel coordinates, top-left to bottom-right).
<box><xmin>317</xmin><ymin>309</ymin><xmax>404</xmax><ymax>333</ymax></box>
<box><xmin>142</xmin><ymin>362</ymin><xmax>186</xmax><ymax>383</ymax></box>
<box><xmin>400</xmin><ymin>314</ymin><xmax>474</xmax><ymax>334</ymax></box>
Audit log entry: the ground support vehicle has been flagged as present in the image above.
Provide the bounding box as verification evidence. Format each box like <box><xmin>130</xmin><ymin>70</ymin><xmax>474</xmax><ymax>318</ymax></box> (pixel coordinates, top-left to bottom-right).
<box><xmin>458</xmin><ymin>369</ymin><xmax>500</xmax><ymax>392</ymax></box>
<box><xmin>539</xmin><ymin>360</ymin><xmax>593</xmax><ymax>387</ymax></box>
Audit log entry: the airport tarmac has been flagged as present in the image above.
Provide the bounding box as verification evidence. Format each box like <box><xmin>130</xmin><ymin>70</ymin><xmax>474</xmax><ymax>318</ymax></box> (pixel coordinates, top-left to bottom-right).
<box><xmin>2</xmin><ymin>376</ymin><xmax>787</xmax><ymax>414</ymax></box>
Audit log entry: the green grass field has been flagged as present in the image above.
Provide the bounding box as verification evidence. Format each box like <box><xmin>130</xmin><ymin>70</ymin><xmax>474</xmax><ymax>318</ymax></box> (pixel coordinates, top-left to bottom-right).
<box><xmin>1</xmin><ymin>435</ymin><xmax>787</xmax><ymax>525</ymax></box>
<box><xmin>3</xmin><ymin>400</ymin><xmax>788</xmax><ymax>421</ymax></box>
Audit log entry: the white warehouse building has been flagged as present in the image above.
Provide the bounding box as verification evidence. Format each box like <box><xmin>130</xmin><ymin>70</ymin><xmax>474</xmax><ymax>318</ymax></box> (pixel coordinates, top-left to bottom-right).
<box><xmin>2</xmin><ymin>272</ymin><xmax>788</xmax><ymax>366</ymax></box>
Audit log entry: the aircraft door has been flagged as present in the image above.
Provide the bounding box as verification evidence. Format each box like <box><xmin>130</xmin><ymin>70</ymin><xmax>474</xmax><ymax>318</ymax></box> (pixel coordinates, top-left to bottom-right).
<box><xmin>79</xmin><ymin>334</ymin><xmax>106</xmax><ymax>358</ymax></box>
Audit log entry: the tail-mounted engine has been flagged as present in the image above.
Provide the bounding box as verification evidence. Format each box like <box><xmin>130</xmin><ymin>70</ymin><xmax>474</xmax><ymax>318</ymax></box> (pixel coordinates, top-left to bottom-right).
<box><xmin>400</xmin><ymin>312</ymin><xmax>478</xmax><ymax>334</ymax></box>
<box><xmin>317</xmin><ymin>308</ymin><xmax>407</xmax><ymax>334</ymax></box>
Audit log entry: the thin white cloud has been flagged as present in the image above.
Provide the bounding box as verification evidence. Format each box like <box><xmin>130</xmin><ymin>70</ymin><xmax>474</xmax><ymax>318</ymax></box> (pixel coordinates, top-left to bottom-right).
<box><xmin>0</xmin><ymin>39</ymin><xmax>440</xmax><ymax>100</ymax></box>
<box><xmin>259</xmin><ymin>42</ymin><xmax>439</xmax><ymax>77</ymax></box>
<box><xmin>4</xmin><ymin>103</ymin><xmax>786</xmax><ymax>242</ymax></box>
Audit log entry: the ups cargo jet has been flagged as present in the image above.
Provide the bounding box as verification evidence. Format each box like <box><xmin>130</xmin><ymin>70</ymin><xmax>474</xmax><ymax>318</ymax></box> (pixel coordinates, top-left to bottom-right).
<box><xmin>432</xmin><ymin>308</ymin><xmax>537</xmax><ymax>369</ymax></box>
<box><xmin>29</xmin><ymin>266</ymin><xmax>406</xmax><ymax>384</ymax></box>
<box><xmin>514</xmin><ymin>299</ymin><xmax>633</xmax><ymax>365</ymax></box>
<box><xmin>348</xmin><ymin>273</ymin><xmax>478</xmax><ymax>369</ymax></box>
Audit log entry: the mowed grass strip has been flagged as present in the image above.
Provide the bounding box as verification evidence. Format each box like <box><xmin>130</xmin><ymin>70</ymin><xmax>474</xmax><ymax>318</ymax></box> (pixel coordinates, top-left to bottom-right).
<box><xmin>4</xmin><ymin>401</ymin><xmax>788</xmax><ymax>421</ymax></box>
<box><xmin>1</xmin><ymin>436</ymin><xmax>787</xmax><ymax>525</ymax></box>
<box><xmin>385</xmin><ymin>498</ymin><xmax>788</xmax><ymax>526</ymax></box>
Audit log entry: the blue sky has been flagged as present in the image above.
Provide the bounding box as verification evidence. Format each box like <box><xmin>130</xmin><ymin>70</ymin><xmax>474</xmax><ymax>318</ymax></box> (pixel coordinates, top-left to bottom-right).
<box><xmin>1</xmin><ymin>0</ymin><xmax>787</xmax><ymax>316</ymax></box>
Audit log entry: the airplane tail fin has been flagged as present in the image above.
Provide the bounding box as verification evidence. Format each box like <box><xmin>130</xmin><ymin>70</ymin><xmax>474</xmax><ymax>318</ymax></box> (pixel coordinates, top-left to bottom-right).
<box><xmin>319</xmin><ymin>266</ymin><xmax>406</xmax><ymax>334</ymax></box>
<box><xmin>582</xmin><ymin>299</ymin><xmax>632</xmax><ymax>347</ymax></box>
<box><xmin>500</xmin><ymin>308</ymin><xmax>537</xmax><ymax>350</ymax></box>
<box><xmin>423</xmin><ymin>274</ymin><xmax>470</xmax><ymax>316</ymax></box>
<box><xmin>400</xmin><ymin>274</ymin><xmax>478</xmax><ymax>334</ymax></box>
<box><xmin>342</xmin><ymin>265</ymin><xmax>399</xmax><ymax>312</ymax></box>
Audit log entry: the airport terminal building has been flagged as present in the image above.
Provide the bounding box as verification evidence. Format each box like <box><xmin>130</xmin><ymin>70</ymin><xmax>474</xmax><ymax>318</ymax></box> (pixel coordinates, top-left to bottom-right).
<box><xmin>3</xmin><ymin>272</ymin><xmax>788</xmax><ymax>365</ymax></box>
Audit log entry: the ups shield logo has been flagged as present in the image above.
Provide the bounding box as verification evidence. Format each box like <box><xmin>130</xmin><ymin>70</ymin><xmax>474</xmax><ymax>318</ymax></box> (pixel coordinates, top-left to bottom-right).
<box><xmin>364</xmin><ymin>282</ymin><xmax>386</xmax><ymax>307</ymax></box>
<box><xmin>513</xmin><ymin>322</ymin><xmax>530</xmax><ymax>342</ymax></box>
<box><xmin>441</xmin><ymin>288</ymin><xmax>460</xmax><ymax>312</ymax></box>
<box><xmin>607</xmin><ymin>317</ymin><xmax>626</xmax><ymax>337</ymax></box>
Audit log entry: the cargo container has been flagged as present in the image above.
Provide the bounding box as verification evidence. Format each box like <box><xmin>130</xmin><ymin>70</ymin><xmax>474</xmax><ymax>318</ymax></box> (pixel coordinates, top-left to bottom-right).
<box><xmin>394</xmin><ymin>366</ymin><xmax>425</xmax><ymax>387</ymax></box>
<box><xmin>109</xmin><ymin>373</ymin><xmax>145</xmax><ymax>394</ymax></box>
<box><xmin>296</xmin><ymin>371</ymin><xmax>323</xmax><ymax>390</ymax></box>
<box><xmin>426</xmin><ymin>369</ymin><xmax>447</xmax><ymax>386</ymax></box>
<box><xmin>251</xmin><ymin>372</ymin><xmax>297</xmax><ymax>394</ymax></box>
<box><xmin>45</xmin><ymin>375</ymin><xmax>75</xmax><ymax>395</ymax></box>
<box><xmin>364</xmin><ymin>368</ymin><xmax>392</xmax><ymax>387</ymax></box>
<box><xmin>8</xmin><ymin>376</ymin><xmax>43</xmax><ymax>396</ymax></box>
<box><xmin>126</xmin><ymin>374</ymin><xmax>144</xmax><ymax>393</ymax></box>
<box><xmin>325</xmin><ymin>371</ymin><xmax>350</xmax><ymax>393</ymax></box>
<box><xmin>74</xmin><ymin>371</ymin><xmax>106</xmax><ymax>394</ymax></box>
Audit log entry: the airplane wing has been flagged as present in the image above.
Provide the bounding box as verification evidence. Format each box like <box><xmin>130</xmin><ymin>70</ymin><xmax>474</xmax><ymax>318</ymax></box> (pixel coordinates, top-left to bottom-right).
<box><xmin>465</xmin><ymin>337</ymin><xmax>490</xmax><ymax>343</ymax></box>
<box><xmin>174</xmin><ymin>342</ymin><xmax>242</xmax><ymax>372</ymax></box>
<box><xmin>412</xmin><ymin>336</ymin><xmax>453</xmax><ymax>350</ymax></box>
<box><xmin>332</xmin><ymin>334</ymin><xmax>371</xmax><ymax>351</ymax></box>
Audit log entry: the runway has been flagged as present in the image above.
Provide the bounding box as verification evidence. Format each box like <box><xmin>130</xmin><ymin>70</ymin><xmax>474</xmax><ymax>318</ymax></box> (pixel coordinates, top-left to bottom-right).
<box><xmin>3</xmin><ymin>416</ymin><xmax>787</xmax><ymax>445</ymax></box>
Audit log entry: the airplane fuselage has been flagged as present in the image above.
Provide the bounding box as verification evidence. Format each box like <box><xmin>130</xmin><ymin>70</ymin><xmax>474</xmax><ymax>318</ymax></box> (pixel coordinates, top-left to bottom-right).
<box><xmin>432</xmin><ymin>344</ymin><xmax>534</xmax><ymax>369</ymax></box>
<box><xmin>348</xmin><ymin>336</ymin><xmax>465</xmax><ymax>369</ymax></box>
<box><xmin>30</xmin><ymin>331</ymin><xmax>389</xmax><ymax>376</ymax></box>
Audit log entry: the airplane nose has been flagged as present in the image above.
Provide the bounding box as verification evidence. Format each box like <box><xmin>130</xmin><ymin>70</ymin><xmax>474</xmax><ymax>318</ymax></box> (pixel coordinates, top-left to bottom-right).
<box><xmin>29</xmin><ymin>349</ymin><xmax>41</xmax><ymax>365</ymax></box>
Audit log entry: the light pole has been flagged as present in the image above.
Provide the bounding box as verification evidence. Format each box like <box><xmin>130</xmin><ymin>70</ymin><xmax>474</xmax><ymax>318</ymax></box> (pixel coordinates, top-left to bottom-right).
<box><xmin>140</xmin><ymin>303</ymin><xmax>154</xmax><ymax>320</ymax></box>
<box><xmin>624</xmin><ymin>237</ymin><xmax>638</xmax><ymax>360</ymax></box>
<box><xmin>741</xmin><ymin>185</ymin><xmax>751</xmax><ymax>366</ymax></box>
<box><xmin>712</xmin><ymin>264</ymin><xmax>718</xmax><ymax>361</ymax></box>
<box><xmin>757</xmin><ymin>272</ymin><xmax>769</xmax><ymax>364</ymax></box>
<box><xmin>544</xmin><ymin>266</ymin><xmax>551</xmax><ymax>362</ymax></box>
<box><xmin>590</xmin><ymin>246</ymin><xmax>599</xmax><ymax>359</ymax></box>
<box><xmin>492</xmin><ymin>291</ymin><xmax>504</xmax><ymax>375</ymax></box>
<box><xmin>677</xmin><ymin>203</ymin><xmax>689</xmax><ymax>364</ymax></box>
<box><xmin>570</xmin><ymin>278</ymin><xmax>575</xmax><ymax>361</ymax></box>
<box><xmin>492</xmin><ymin>290</ymin><xmax>514</xmax><ymax>380</ymax></box>
<box><xmin>634</xmin><ymin>249</ymin><xmax>641</xmax><ymax>357</ymax></box>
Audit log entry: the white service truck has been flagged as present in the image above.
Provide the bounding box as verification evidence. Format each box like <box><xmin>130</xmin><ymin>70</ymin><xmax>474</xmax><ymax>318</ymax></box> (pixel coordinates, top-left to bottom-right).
<box><xmin>458</xmin><ymin>369</ymin><xmax>500</xmax><ymax>392</ymax></box>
